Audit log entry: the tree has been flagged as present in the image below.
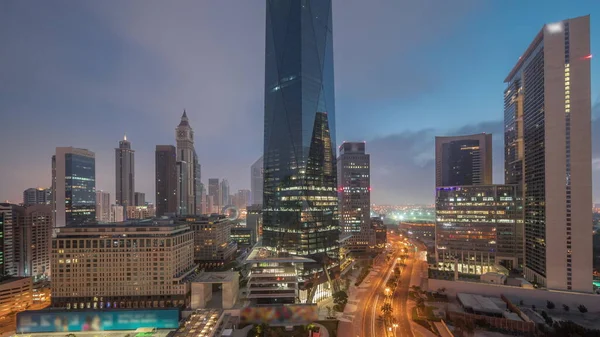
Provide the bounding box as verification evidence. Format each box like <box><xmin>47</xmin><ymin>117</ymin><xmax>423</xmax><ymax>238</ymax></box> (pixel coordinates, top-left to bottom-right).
<box><xmin>332</xmin><ymin>290</ymin><xmax>348</xmax><ymax>306</ymax></box>
<box><xmin>577</xmin><ymin>304</ymin><xmax>588</xmax><ymax>313</ymax></box>
<box><xmin>381</xmin><ymin>303</ymin><xmax>393</xmax><ymax>317</ymax></box>
<box><xmin>562</xmin><ymin>304</ymin><xmax>570</xmax><ymax>312</ymax></box>
<box><xmin>547</xmin><ymin>301</ymin><xmax>555</xmax><ymax>310</ymax></box>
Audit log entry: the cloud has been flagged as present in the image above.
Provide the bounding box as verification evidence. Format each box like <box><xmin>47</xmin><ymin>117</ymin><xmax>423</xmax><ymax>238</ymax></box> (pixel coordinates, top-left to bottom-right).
<box><xmin>368</xmin><ymin>120</ymin><xmax>503</xmax><ymax>204</ymax></box>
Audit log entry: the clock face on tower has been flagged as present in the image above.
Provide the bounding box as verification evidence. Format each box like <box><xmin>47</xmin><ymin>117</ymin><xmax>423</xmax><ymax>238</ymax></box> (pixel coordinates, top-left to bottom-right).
<box><xmin>178</xmin><ymin>131</ymin><xmax>186</xmax><ymax>138</ymax></box>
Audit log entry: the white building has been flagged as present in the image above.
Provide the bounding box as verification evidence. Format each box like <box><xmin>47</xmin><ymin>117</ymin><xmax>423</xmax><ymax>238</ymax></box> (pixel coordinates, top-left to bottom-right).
<box><xmin>110</xmin><ymin>204</ymin><xmax>124</xmax><ymax>222</ymax></box>
<box><xmin>95</xmin><ymin>190</ymin><xmax>111</xmax><ymax>222</ymax></box>
<box><xmin>504</xmin><ymin>15</ymin><xmax>592</xmax><ymax>292</ymax></box>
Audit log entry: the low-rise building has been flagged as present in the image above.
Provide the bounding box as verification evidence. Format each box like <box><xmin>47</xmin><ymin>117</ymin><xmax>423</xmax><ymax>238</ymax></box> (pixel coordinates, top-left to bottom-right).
<box><xmin>371</xmin><ymin>217</ymin><xmax>386</xmax><ymax>250</ymax></box>
<box><xmin>231</xmin><ymin>227</ymin><xmax>256</xmax><ymax>247</ymax></box>
<box><xmin>400</xmin><ymin>221</ymin><xmax>435</xmax><ymax>242</ymax></box>
<box><xmin>244</xmin><ymin>248</ymin><xmax>315</xmax><ymax>305</ymax></box>
<box><xmin>51</xmin><ymin>220</ymin><xmax>197</xmax><ymax>309</ymax></box>
<box><xmin>176</xmin><ymin>215</ymin><xmax>237</xmax><ymax>267</ymax></box>
<box><xmin>0</xmin><ymin>276</ymin><xmax>32</xmax><ymax>317</ymax></box>
<box><xmin>126</xmin><ymin>205</ymin><xmax>156</xmax><ymax>219</ymax></box>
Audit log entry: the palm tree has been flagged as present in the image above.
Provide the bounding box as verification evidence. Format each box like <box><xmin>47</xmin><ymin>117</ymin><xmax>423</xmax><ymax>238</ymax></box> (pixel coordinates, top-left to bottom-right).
<box><xmin>381</xmin><ymin>303</ymin><xmax>393</xmax><ymax>317</ymax></box>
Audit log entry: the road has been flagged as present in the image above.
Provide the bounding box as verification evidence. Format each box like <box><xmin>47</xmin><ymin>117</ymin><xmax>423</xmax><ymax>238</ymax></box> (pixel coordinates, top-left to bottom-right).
<box><xmin>391</xmin><ymin>245</ymin><xmax>416</xmax><ymax>337</ymax></box>
<box><xmin>358</xmin><ymin>255</ymin><xmax>398</xmax><ymax>337</ymax></box>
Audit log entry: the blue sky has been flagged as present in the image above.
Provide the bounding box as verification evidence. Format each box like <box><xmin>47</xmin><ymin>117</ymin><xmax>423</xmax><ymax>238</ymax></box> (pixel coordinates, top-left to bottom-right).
<box><xmin>0</xmin><ymin>0</ymin><xmax>598</xmax><ymax>204</ymax></box>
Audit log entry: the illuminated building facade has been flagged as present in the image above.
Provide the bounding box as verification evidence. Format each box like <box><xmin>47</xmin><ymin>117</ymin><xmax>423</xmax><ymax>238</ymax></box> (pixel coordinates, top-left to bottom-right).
<box><xmin>435</xmin><ymin>185</ymin><xmax>522</xmax><ymax>274</ymax></box>
<box><xmin>155</xmin><ymin>145</ymin><xmax>178</xmax><ymax>216</ymax></box>
<box><xmin>51</xmin><ymin>221</ymin><xmax>196</xmax><ymax>309</ymax></box>
<box><xmin>0</xmin><ymin>277</ymin><xmax>32</xmax><ymax>318</ymax></box>
<box><xmin>504</xmin><ymin>16</ymin><xmax>592</xmax><ymax>292</ymax></box>
<box><xmin>435</xmin><ymin>134</ymin><xmax>492</xmax><ymax>187</ymax></box>
<box><xmin>52</xmin><ymin>147</ymin><xmax>96</xmax><ymax>228</ymax></box>
<box><xmin>371</xmin><ymin>217</ymin><xmax>386</xmax><ymax>250</ymax></box>
<box><xmin>337</xmin><ymin>142</ymin><xmax>372</xmax><ymax>252</ymax></box>
<box><xmin>176</xmin><ymin>215</ymin><xmax>236</xmax><ymax>265</ymax></box>
<box><xmin>262</xmin><ymin>0</ymin><xmax>339</xmax><ymax>283</ymax></box>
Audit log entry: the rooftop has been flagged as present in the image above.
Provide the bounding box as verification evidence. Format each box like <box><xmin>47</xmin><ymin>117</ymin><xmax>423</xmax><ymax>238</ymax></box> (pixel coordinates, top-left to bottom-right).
<box><xmin>244</xmin><ymin>247</ymin><xmax>316</xmax><ymax>264</ymax></box>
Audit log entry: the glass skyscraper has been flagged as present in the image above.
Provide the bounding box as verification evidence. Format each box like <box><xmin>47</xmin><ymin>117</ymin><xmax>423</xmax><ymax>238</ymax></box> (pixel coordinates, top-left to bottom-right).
<box><xmin>262</xmin><ymin>0</ymin><xmax>339</xmax><ymax>276</ymax></box>
<box><xmin>52</xmin><ymin>147</ymin><xmax>96</xmax><ymax>227</ymax></box>
<box><xmin>435</xmin><ymin>134</ymin><xmax>493</xmax><ymax>187</ymax></box>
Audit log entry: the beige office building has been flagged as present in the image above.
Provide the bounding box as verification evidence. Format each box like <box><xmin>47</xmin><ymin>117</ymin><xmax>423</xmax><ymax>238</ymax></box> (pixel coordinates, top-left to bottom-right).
<box><xmin>504</xmin><ymin>15</ymin><xmax>592</xmax><ymax>292</ymax></box>
<box><xmin>51</xmin><ymin>221</ymin><xmax>197</xmax><ymax>309</ymax></box>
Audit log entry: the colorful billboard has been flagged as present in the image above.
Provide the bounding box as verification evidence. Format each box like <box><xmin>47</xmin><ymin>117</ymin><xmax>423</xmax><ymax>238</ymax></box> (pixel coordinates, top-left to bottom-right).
<box><xmin>240</xmin><ymin>305</ymin><xmax>317</xmax><ymax>325</ymax></box>
<box><xmin>16</xmin><ymin>308</ymin><xmax>180</xmax><ymax>333</ymax></box>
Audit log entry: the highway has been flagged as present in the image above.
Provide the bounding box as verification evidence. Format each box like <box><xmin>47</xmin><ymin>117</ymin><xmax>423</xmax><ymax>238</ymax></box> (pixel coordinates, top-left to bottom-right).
<box><xmin>390</xmin><ymin>240</ymin><xmax>416</xmax><ymax>337</ymax></box>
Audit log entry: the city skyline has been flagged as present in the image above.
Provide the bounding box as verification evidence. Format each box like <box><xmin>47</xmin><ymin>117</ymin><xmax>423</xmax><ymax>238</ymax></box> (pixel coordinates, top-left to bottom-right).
<box><xmin>1</xmin><ymin>1</ymin><xmax>599</xmax><ymax>206</ymax></box>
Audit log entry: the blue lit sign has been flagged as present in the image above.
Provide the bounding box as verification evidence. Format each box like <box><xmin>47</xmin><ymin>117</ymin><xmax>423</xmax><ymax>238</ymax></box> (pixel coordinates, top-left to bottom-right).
<box><xmin>17</xmin><ymin>309</ymin><xmax>180</xmax><ymax>333</ymax></box>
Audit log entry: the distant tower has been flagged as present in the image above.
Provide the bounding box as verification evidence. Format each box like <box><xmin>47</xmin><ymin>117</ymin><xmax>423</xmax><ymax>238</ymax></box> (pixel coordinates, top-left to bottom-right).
<box><xmin>176</xmin><ymin>110</ymin><xmax>198</xmax><ymax>215</ymax></box>
<box><xmin>155</xmin><ymin>145</ymin><xmax>178</xmax><ymax>216</ymax></box>
<box><xmin>435</xmin><ymin>134</ymin><xmax>493</xmax><ymax>187</ymax></box>
<box><xmin>208</xmin><ymin>179</ymin><xmax>220</xmax><ymax>212</ymax></box>
<box><xmin>250</xmin><ymin>156</ymin><xmax>263</xmax><ymax>206</ymax></box>
<box><xmin>115</xmin><ymin>134</ymin><xmax>135</xmax><ymax>219</ymax></box>
<box><xmin>337</xmin><ymin>142</ymin><xmax>372</xmax><ymax>252</ymax></box>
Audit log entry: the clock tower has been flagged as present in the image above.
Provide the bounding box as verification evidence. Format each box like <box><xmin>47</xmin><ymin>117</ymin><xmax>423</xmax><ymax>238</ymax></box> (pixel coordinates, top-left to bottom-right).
<box><xmin>175</xmin><ymin>110</ymin><xmax>199</xmax><ymax>215</ymax></box>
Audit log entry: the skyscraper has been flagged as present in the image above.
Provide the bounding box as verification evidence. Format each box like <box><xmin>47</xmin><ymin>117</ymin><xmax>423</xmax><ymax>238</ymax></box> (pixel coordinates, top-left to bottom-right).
<box><xmin>250</xmin><ymin>156</ymin><xmax>263</xmax><ymax>206</ymax></box>
<box><xmin>263</xmin><ymin>0</ymin><xmax>339</xmax><ymax>272</ymax></box>
<box><xmin>337</xmin><ymin>142</ymin><xmax>372</xmax><ymax>252</ymax></box>
<box><xmin>95</xmin><ymin>190</ymin><xmax>111</xmax><ymax>222</ymax></box>
<box><xmin>504</xmin><ymin>16</ymin><xmax>592</xmax><ymax>292</ymax></box>
<box><xmin>208</xmin><ymin>179</ymin><xmax>220</xmax><ymax>213</ymax></box>
<box><xmin>435</xmin><ymin>134</ymin><xmax>493</xmax><ymax>187</ymax></box>
<box><xmin>176</xmin><ymin>111</ymin><xmax>198</xmax><ymax>215</ymax></box>
<box><xmin>115</xmin><ymin>135</ymin><xmax>135</xmax><ymax>219</ymax></box>
<box><xmin>155</xmin><ymin>145</ymin><xmax>178</xmax><ymax>217</ymax></box>
<box><xmin>134</xmin><ymin>192</ymin><xmax>145</xmax><ymax>206</ymax></box>
<box><xmin>51</xmin><ymin>147</ymin><xmax>96</xmax><ymax>228</ymax></box>
<box><xmin>219</xmin><ymin>179</ymin><xmax>230</xmax><ymax>207</ymax></box>
<box><xmin>23</xmin><ymin>188</ymin><xmax>51</xmax><ymax>206</ymax></box>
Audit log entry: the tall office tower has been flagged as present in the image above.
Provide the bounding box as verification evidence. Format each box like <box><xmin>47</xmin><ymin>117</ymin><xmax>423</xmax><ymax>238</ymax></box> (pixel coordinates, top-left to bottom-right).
<box><xmin>194</xmin><ymin>158</ymin><xmax>202</xmax><ymax>215</ymax></box>
<box><xmin>175</xmin><ymin>110</ymin><xmax>198</xmax><ymax>215</ymax></box>
<box><xmin>250</xmin><ymin>156</ymin><xmax>263</xmax><ymax>206</ymax></box>
<box><xmin>233</xmin><ymin>189</ymin><xmax>251</xmax><ymax>209</ymax></box>
<box><xmin>134</xmin><ymin>192</ymin><xmax>145</xmax><ymax>206</ymax></box>
<box><xmin>435</xmin><ymin>134</ymin><xmax>493</xmax><ymax>187</ymax></box>
<box><xmin>0</xmin><ymin>203</ymin><xmax>52</xmax><ymax>280</ymax></box>
<box><xmin>435</xmin><ymin>185</ymin><xmax>522</xmax><ymax>274</ymax></box>
<box><xmin>155</xmin><ymin>145</ymin><xmax>178</xmax><ymax>217</ymax></box>
<box><xmin>115</xmin><ymin>135</ymin><xmax>135</xmax><ymax>219</ymax></box>
<box><xmin>337</xmin><ymin>142</ymin><xmax>372</xmax><ymax>252</ymax></box>
<box><xmin>51</xmin><ymin>147</ymin><xmax>96</xmax><ymax>228</ymax></box>
<box><xmin>95</xmin><ymin>190</ymin><xmax>111</xmax><ymax>222</ymax></box>
<box><xmin>22</xmin><ymin>188</ymin><xmax>51</xmax><ymax>206</ymax></box>
<box><xmin>51</xmin><ymin>221</ymin><xmax>196</xmax><ymax>309</ymax></box>
<box><xmin>219</xmin><ymin>179</ymin><xmax>230</xmax><ymax>207</ymax></box>
<box><xmin>208</xmin><ymin>179</ymin><xmax>220</xmax><ymax>212</ymax></box>
<box><xmin>262</xmin><ymin>0</ymin><xmax>339</xmax><ymax>281</ymax></box>
<box><xmin>504</xmin><ymin>16</ymin><xmax>592</xmax><ymax>292</ymax></box>
<box><xmin>199</xmin><ymin>183</ymin><xmax>207</xmax><ymax>214</ymax></box>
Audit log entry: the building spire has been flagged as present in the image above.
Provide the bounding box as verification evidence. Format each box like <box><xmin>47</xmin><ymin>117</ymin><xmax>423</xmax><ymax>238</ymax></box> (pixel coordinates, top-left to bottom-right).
<box><xmin>123</xmin><ymin>133</ymin><xmax>127</xmax><ymax>141</ymax></box>
<box><xmin>182</xmin><ymin>109</ymin><xmax>188</xmax><ymax>120</ymax></box>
